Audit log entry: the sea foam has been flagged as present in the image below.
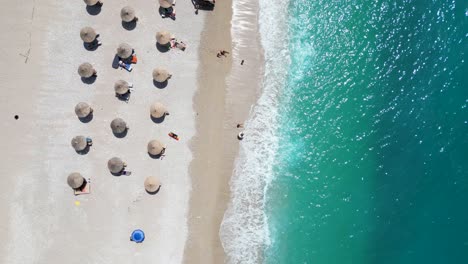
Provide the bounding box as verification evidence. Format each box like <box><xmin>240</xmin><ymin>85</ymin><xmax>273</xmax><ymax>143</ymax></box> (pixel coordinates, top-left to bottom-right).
<box><xmin>220</xmin><ymin>0</ymin><xmax>291</xmax><ymax>263</ymax></box>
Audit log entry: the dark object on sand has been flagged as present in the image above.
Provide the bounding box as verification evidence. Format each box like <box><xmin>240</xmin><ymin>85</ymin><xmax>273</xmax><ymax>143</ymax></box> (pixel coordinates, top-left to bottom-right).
<box><xmin>237</xmin><ymin>132</ymin><xmax>244</xmax><ymax>140</ymax></box>
<box><xmin>169</xmin><ymin>132</ymin><xmax>179</xmax><ymax>141</ymax></box>
<box><xmin>192</xmin><ymin>0</ymin><xmax>215</xmax><ymax>11</ymax></box>
<box><xmin>14</xmin><ymin>115</ymin><xmax>19</xmax><ymax>120</ymax></box>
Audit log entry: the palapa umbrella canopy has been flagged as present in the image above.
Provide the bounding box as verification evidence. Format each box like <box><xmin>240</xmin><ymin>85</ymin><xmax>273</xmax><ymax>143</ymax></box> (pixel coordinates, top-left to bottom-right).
<box><xmin>80</xmin><ymin>27</ymin><xmax>97</xmax><ymax>43</ymax></box>
<box><xmin>144</xmin><ymin>176</ymin><xmax>161</xmax><ymax>193</ymax></box>
<box><xmin>152</xmin><ymin>68</ymin><xmax>170</xmax><ymax>83</ymax></box>
<box><xmin>121</xmin><ymin>6</ymin><xmax>136</xmax><ymax>22</ymax></box>
<box><xmin>159</xmin><ymin>0</ymin><xmax>174</xmax><ymax>8</ymax></box>
<box><xmin>156</xmin><ymin>31</ymin><xmax>171</xmax><ymax>45</ymax></box>
<box><xmin>110</xmin><ymin>118</ymin><xmax>127</xmax><ymax>134</ymax></box>
<box><xmin>71</xmin><ymin>136</ymin><xmax>87</xmax><ymax>151</ymax></box>
<box><xmin>67</xmin><ymin>172</ymin><xmax>85</xmax><ymax>189</ymax></box>
<box><xmin>150</xmin><ymin>102</ymin><xmax>167</xmax><ymax>118</ymax></box>
<box><xmin>117</xmin><ymin>43</ymin><xmax>133</xmax><ymax>59</ymax></box>
<box><xmin>108</xmin><ymin>157</ymin><xmax>124</xmax><ymax>173</ymax></box>
<box><xmin>147</xmin><ymin>140</ymin><xmax>165</xmax><ymax>156</ymax></box>
<box><xmin>114</xmin><ymin>80</ymin><xmax>130</xmax><ymax>95</ymax></box>
<box><xmin>78</xmin><ymin>62</ymin><xmax>95</xmax><ymax>78</ymax></box>
<box><xmin>84</xmin><ymin>0</ymin><xmax>99</xmax><ymax>6</ymax></box>
<box><xmin>75</xmin><ymin>102</ymin><xmax>92</xmax><ymax>118</ymax></box>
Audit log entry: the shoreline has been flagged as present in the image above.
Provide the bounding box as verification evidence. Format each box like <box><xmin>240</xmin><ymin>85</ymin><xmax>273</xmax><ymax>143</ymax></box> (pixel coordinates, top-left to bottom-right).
<box><xmin>185</xmin><ymin>0</ymin><xmax>264</xmax><ymax>262</ymax></box>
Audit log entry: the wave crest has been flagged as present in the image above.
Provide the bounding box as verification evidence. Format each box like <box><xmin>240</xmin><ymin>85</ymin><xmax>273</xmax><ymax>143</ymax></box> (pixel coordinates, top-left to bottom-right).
<box><xmin>220</xmin><ymin>0</ymin><xmax>290</xmax><ymax>263</ymax></box>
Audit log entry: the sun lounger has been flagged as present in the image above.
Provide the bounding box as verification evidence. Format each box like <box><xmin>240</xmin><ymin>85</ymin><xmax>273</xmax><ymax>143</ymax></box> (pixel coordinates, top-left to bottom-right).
<box><xmin>74</xmin><ymin>178</ymin><xmax>91</xmax><ymax>195</ymax></box>
<box><xmin>119</xmin><ymin>61</ymin><xmax>133</xmax><ymax>72</ymax></box>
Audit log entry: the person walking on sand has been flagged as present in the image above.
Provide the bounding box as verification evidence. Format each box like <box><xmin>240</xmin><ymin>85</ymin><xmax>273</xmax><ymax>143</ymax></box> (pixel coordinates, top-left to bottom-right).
<box><xmin>237</xmin><ymin>123</ymin><xmax>244</xmax><ymax>128</ymax></box>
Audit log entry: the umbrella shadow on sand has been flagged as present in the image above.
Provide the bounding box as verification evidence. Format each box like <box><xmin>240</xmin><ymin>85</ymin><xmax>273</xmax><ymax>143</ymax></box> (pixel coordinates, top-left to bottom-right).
<box><xmin>76</xmin><ymin>145</ymin><xmax>91</xmax><ymax>155</ymax></box>
<box><xmin>146</xmin><ymin>187</ymin><xmax>161</xmax><ymax>195</ymax></box>
<box><xmin>148</xmin><ymin>153</ymin><xmax>164</xmax><ymax>159</ymax></box>
<box><xmin>112</xmin><ymin>129</ymin><xmax>128</xmax><ymax>138</ymax></box>
<box><xmin>81</xmin><ymin>76</ymin><xmax>97</xmax><ymax>84</ymax></box>
<box><xmin>78</xmin><ymin>113</ymin><xmax>94</xmax><ymax>123</ymax></box>
<box><xmin>153</xmin><ymin>80</ymin><xmax>168</xmax><ymax>89</ymax></box>
<box><xmin>83</xmin><ymin>42</ymin><xmax>100</xmax><ymax>51</ymax></box>
<box><xmin>122</xmin><ymin>21</ymin><xmax>137</xmax><ymax>31</ymax></box>
<box><xmin>111</xmin><ymin>171</ymin><xmax>130</xmax><ymax>177</ymax></box>
<box><xmin>156</xmin><ymin>43</ymin><xmax>170</xmax><ymax>53</ymax></box>
<box><xmin>150</xmin><ymin>115</ymin><xmax>166</xmax><ymax>124</ymax></box>
<box><xmin>86</xmin><ymin>5</ymin><xmax>102</xmax><ymax>16</ymax></box>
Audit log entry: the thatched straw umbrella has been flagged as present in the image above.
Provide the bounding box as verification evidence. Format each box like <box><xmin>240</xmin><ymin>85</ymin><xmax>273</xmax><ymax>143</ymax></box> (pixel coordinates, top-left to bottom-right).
<box><xmin>75</xmin><ymin>102</ymin><xmax>93</xmax><ymax>118</ymax></box>
<box><xmin>84</xmin><ymin>0</ymin><xmax>100</xmax><ymax>6</ymax></box>
<box><xmin>121</xmin><ymin>6</ymin><xmax>136</xmax><ymax>22</ymax></box>
<box><xmin>114</xmin><ymin>80</ymin><xmax>130</xmax><ymax>95</ymax></box>
<box><xmin>147</xmin><ymin>140</ymin><xmax>165</xmax><ymax>156</ymax></box>
<box><xmin>110</xmin><ymin>118</ymin><xmax>127</xmax><ymax>134</ymax></box>
<box><xmin>144</xmin><ymin>176</ymin><xmax>161</xmax><ymax>193</ymax></box>
<box><xmin>78</xmin><ymin>63</ymin><xmax>95</xmax><ymax>78</ymax></box>
<box><xmin>108</xmin><ymin>157</ymin><xmax>125</xmax><ymax>174</ymax></box>
<box><xmin>117</xmin><ymin>43</ymin><xmax>133</xmax><ymax>59</ymax></box>
<box><xmin>67</xmin><ymin>173</ymin><xmax>85</xmax><ymax>189</ymax></box>
<box><xmin>71</xmin><ymin>136</ymin><xmax>87</xmax><ymax>151</ymax></box>
<box><xmin>150</xmin><ymin>102</ymin><xmax>167</xmax><ymax>118</ymax></box>
<box><xmin>152</xmin><ymin>68</ymin><xmax>171</xmax><ymax>83</ymax></box>
<box><xmin>156</xmin><ymin>31</ymin><xmax>171</xmax><ymax>45</ymax></box>
<box><xmin>80</xmin><ymin>27</ymin><xmax>97</xmax><ymax>43</ymax></box>
<box><xmin>159</xmin><ymin>0</ymin><xmax>174</xmax><ymax>8</ymax></box>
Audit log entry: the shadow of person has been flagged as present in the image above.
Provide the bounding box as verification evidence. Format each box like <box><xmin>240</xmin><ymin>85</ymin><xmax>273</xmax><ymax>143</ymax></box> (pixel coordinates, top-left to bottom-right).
<box><xmin>156</xmin><ymin>43</ymin><xmax>171</xmax><ymax>53</ymax></box>
<box><xmin>112</xmin><ymin>54</ymin><xmax>121</xmax><ymax>69</ymax></box>
<box><xmin>153</xmin><ymin>80</ymin><xmax>168</xmax><ymax>89</ymax></box>
<box><xmin>86</xmin><ymin>5</ymin><xmax>102</xmax><ymax>16</ymax></box>
<box><xmin>150</xmin><ymin>115</ymin><xmax>166</xmax><ymax>124</ymax></box>
<box><xmin>112</xmin><ymin>129</ymin><xmax>128</xmax><ymax>138</ymax></box>
<box><xmin>81</xmin><ymin>76</ymin><xmax>97</xmax><ymax>84</ymax></box>
<box><xmin>78</xmin><ymin>112</ymin><xmax>94</xmax><ymax>123</ymax></box>
<box><xmin>121</xmin><ymin>21</ymin><xmax>137</xmax><ymax>31</ymax></box>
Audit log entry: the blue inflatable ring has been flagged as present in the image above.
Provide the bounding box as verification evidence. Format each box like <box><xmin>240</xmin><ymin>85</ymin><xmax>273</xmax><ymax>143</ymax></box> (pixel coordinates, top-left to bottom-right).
<box><xmin>130</xmin><ymin>229</ymin><xmax>145</xmax><ymax>243</ymax></box>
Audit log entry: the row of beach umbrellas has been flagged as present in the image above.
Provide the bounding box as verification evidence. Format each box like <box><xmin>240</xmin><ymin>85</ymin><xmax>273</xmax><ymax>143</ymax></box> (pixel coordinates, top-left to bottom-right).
<box><xmin>74</xmin><ymin>101</ymin><xmax>167</xmax><ymax>119</ymax></box>
<box><xmin>68</xmin><ymin>172</ymin><xmax>161</xmax><ymax>193</ymax></box>
<box><xmin>77</xmin><ymin>41</ymin><xmax>172</xmax><ymax>80</ymax></box>
<box><xmin>68</xmin><ymin>1</ymin><xmax>177</xmax><ymax>193</ymax></box>
<box><xmin>83</xmin><ymin>0</ymin><xmax>176</xmax><ymax>22</ymax></box>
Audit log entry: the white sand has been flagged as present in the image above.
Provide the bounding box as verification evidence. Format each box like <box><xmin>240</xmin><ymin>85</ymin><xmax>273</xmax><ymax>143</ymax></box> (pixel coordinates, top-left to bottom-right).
<box><xmin>0</xmin><ymin>1</ymin><xmax>205</xmax><ymax>263</ymax></box>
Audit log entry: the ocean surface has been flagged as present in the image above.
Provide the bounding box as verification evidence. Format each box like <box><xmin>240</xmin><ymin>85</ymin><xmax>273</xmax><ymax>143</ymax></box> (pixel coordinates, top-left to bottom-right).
<box><xmin>221</xmin><ymin>0</ymin><xmax>468</xmax><ymax>263</ymax></box>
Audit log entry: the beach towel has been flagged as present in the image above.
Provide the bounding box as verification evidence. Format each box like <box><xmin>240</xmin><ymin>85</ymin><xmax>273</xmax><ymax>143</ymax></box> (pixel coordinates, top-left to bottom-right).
<box><xmin>74</xmin><ymin>178</ymin><xmax>91</xmax><ymax>195</ymax></box>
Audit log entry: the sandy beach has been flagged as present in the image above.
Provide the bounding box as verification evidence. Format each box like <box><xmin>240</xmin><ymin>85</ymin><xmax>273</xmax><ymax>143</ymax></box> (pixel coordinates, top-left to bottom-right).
<box><xmin>0</xmin><ymin>0</ymin><xmax>264</xmax><ymax>263</ymax></box>
<box><xmin>184</xmin><ymin>0</ymin><xmax>264</xmax><ymax>262</ymax></box>
<box><xmin>1</xmin><ymin>0</ymin><xmax>202</xmax><ymax>263</ymax></box>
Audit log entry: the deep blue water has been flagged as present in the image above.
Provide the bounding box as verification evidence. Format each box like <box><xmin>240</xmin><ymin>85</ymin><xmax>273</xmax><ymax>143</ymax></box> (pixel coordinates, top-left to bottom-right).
<box><xmin>264</xmin><ymin>1</ymin><xmax>468</xmax><ymax>263</ymax></box>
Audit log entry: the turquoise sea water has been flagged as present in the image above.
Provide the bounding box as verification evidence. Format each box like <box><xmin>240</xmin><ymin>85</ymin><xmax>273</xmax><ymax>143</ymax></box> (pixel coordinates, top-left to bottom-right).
<box><xmin>264</xmin><ymin>1</ymin><xmax>468</xmax><ymax>263</ymax></box>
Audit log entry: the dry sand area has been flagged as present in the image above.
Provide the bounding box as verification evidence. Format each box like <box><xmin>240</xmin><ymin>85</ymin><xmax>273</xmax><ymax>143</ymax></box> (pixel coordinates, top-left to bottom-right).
<box><xmin>1</xmin><ymin>0</ymin><xmax>203</xmax><ymax>263</ymax></box>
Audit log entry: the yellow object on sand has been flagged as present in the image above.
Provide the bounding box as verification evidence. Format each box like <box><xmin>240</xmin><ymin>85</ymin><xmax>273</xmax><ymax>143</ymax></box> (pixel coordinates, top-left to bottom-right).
<box><xmin>75</xmin><ymin>201</ymin><xmax>81</xmax><ymax>206</ymax></box>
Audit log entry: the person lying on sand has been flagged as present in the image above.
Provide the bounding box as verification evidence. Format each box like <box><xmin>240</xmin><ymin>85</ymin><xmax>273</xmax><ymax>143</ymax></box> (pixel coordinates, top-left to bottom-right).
<box><xmin>118</xmin><ymin>60</ymin><xmax>133</xmax><ymax>72</ymax></box>
<box><xmin>170</xmin><ymin>39</ymin><xmax>186</xmax><ymax>51</ymax></box>
<box><xmin>217</xmin><ymin>50</ymin><xmax>229</xmax><ymax>58</ymax></box>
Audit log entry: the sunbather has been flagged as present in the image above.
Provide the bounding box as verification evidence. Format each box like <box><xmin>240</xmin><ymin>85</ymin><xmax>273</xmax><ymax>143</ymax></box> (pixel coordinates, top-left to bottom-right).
<box><xmin>118</xmin><ymin>60</ymin><xmax>133</xmax><ymax>72</ymax></box>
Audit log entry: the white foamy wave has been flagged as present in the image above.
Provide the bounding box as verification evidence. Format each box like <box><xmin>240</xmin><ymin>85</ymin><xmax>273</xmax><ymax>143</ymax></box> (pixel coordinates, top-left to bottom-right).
<box><xmin>220</xmin><ymin>0</ymin><xmax>291</xmax><ymax>263</ymax></box>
